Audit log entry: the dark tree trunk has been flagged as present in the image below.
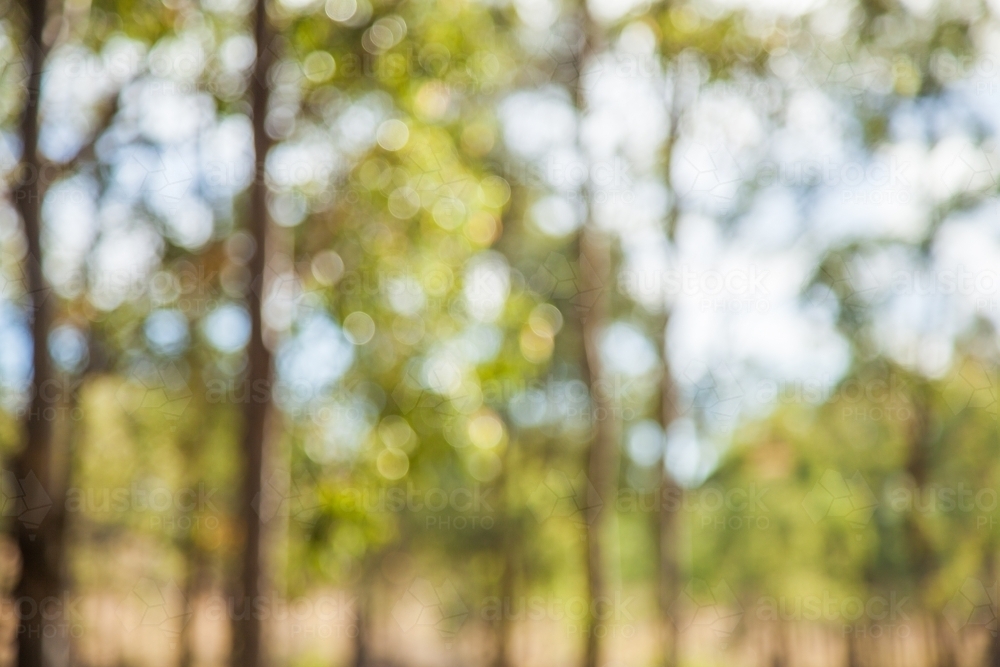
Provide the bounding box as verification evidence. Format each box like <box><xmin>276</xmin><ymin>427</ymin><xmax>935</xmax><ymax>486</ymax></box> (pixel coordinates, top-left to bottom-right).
<box><xmin>657</xmin><ymin>331</ymin><xmax>681</xmax><ymax>667</ymax></box>
<box><xmin>563</xmin><ymin>10</ymin><xmax>616</xmax><ymax>667</ymax></box>
<box><xmin>655</xmin><ymin>75</ymin><xmax>684</xmax><ymax>666</ymax></box>
<box><xmin>232</xmin><ymin>1</ymin><xmax>275</xmax><ymax>666</ymax></box>
<box><xmin>903</xmin><ymin>384</ymin><xmax>945</xmax><ymax>667</ymax></box>
<box><xmin>846</xmin><ymin>627</ymin><xmax>860</xmax><ymax>667</ymax></box>
<box><xmin>11</xmin><ymin>1</ymin><xmax>64</xmax><ymax>666</ymax></box>
<box><xmin>351</xmin><ymin>592</ymin><xmax>368</xmax><ymax>667</ymax></box>
<box><xmin>579</xmin><ymin>226</ymin><xmax>615</xmax><ymax>667</ymax></box>
<box><xmin>934</xmin><ymin>617</ymin><xmax>956</xmax><ymax>667</ymax></box>
<box><xmin>981</xmin><ymin>534</ymin><xmax>1000</xmax><ymax>667</ymax></box>
<box><xmin>352</xmin><ymin>557</ymin><xmax>377</xmax><ymax>667</ymax></box>
<box><xmin>179</xmin><ymin>550</ymin><xmax>206</xmax><ymax>667</ymax></box>
<box><xmin>493</xmin><ymin>445</ymin><xmax>515</xmax><ymax>667</ymax></box>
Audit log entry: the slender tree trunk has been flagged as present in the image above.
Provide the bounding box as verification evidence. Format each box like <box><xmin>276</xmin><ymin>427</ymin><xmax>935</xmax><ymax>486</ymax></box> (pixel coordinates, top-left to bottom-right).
<box><xmin>563</xmin><ymin>9</ymin><xmax>617</xmax><ymax>667</ymax></box>
<box><xmin>771</xmin><ymin>621</ymin><xmax>788</xmax><ymax>667</ymax></box>
<box><xmin>579</xmin><ymin>226</ymin><xmax>615</xmax><ymax>667</ymax></box>
<box><xmin>846</xmin><ymin>627</ymin><xmax>860</xmax><ymax>667</ymax></box>
<box><xmin>656</xmin><ymin>79</ymin><xmax>684</xmax><ymax>667</ymax></box>
<box><xmin>934</xmin><ymin>617</ymin><xmax>955</xmax><ymax>667</ymax></box>
<box><xmin>903</xmin><ymin>383</ymin><xmax>945</xmax><ymax>667</ymax></box>
<box><xmin>351</xmin><ymin>549</ymin><xmax>387</xmax><ymax>667</ymax></box>
<box><xmin>179</xmin><ymin>547</ymin><xmax>208</xmax><ymax>667</ymax></box>
<box><xmin>10</xmin><ymin>2</ymin><xmax>64</xmax><ymax>666</ymax></box>
<box><xmin>178</xmin><ymin>407</ymin><xmax>211</xmax><ymax>667</ymax></box>
<box><xmin>983</xmin><ymin>535</ymin><xmax>1000</xmax><ymax>667</ymax></box>
<box><xmin>494</xmin><ymin>551</ymin><xmax>513</xmax><ymax>667</ymax></box>
<box><xmin>493</xmin><ymin>441</ymin><xmax>516</xmax><ymax>667</ymax></box>
<box><xmin>657</xmin><ymin>326</ymin><xmax>681</xmax><ymax>667</ymax></box>
<box><xmin>232</xmin><ymin>1</ymin><xmax>275</xmax><ymax>666</ymax></box>
<box><xmin>991</xmin><ymin>623</ymin><xmax>1000</xmax><ymax>667</ymax></box>
<box><xmin>351</xmin><ymin>581</ymin><xmax>369</xmax><ymax>667</ymax></box>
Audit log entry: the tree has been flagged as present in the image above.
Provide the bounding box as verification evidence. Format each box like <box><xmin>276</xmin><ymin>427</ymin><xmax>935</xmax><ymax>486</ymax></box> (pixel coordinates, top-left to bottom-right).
<box><xmin>9</xmin><ymin>1</ymin><xmax>62</xmax><ymax>665</ymax></box>
<box><xmin>231</xmin><ymin>0</ymin><xmax>276</xmax><ymax>665</ymax></box>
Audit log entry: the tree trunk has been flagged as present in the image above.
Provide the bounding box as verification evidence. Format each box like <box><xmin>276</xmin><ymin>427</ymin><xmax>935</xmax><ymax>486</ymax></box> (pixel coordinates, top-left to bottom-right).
<box><xmin>982</xmin><ymin>551</ymin><xmax>1000</xmax><ymax>667</ymax></box>
<box><xmin>179</xmin><ymin>548</ymin><xmax>208</xmax><ymax>667</ymax></box>
<box><xmin>493</xmin><ymin>442</ymin><xmax>515</xmax><ymax>667</ymax></box>
<box><xmin>11</xmin><ymin>1</ymin><xmax>64</xmax><ymax>666</ymax></box>
<box><xmin>934</xmin><ymin>617</ymin><xmax>955</xmax><ymax>667</ymax></box>
<box><xmin>579</xmin><ymin>225</ymin><xmax>615</xmax><ymax>667</ymax></box>
<box><xmin>563</xmin><ymin>9</ymin><xmax>616</xmax><ymax>667</ymax></box>
<box><xmin>232</xmin><ymin>1</ymin><xmax>275</xmax><ymax>666</ymax></box>
<box><xmin>903</xmin><ymin>383</ymin><xmax>942</xmax><ymax>667</ymax></box>
<box><xmin>657</xmin><ymin>78</ymin><xmax>684</xmax><ymax>666</ymax></box>
<box><xmin>351</xmin><ymin>551</ymin><xmax>383</xmax><ymax>667</ymax></box>
<box><xmin>657</xmin><ymin>327</ymin><xmax>681</xmax><ymax>667</ymax></box>
<box><xmin>771</xmin><ymin>621</ymin><xmax>788</xmax><ymax>667</ymax></box>
<box><xmin>351</xmin><ymin>585</ymin><xmax>368</xmax><ymax>667</ymax></box>
<box><xmin>846</xmin><ymin>627</ymin><xmax>860</xmax><ymax>667</ymax></box>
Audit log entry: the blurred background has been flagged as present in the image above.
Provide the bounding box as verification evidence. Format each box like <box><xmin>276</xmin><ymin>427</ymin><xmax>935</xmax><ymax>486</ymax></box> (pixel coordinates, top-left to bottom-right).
<box><xmin>1</xmin><ymin>0</ymin><xmax>1000</xmax><ymax>665</ymax></box>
